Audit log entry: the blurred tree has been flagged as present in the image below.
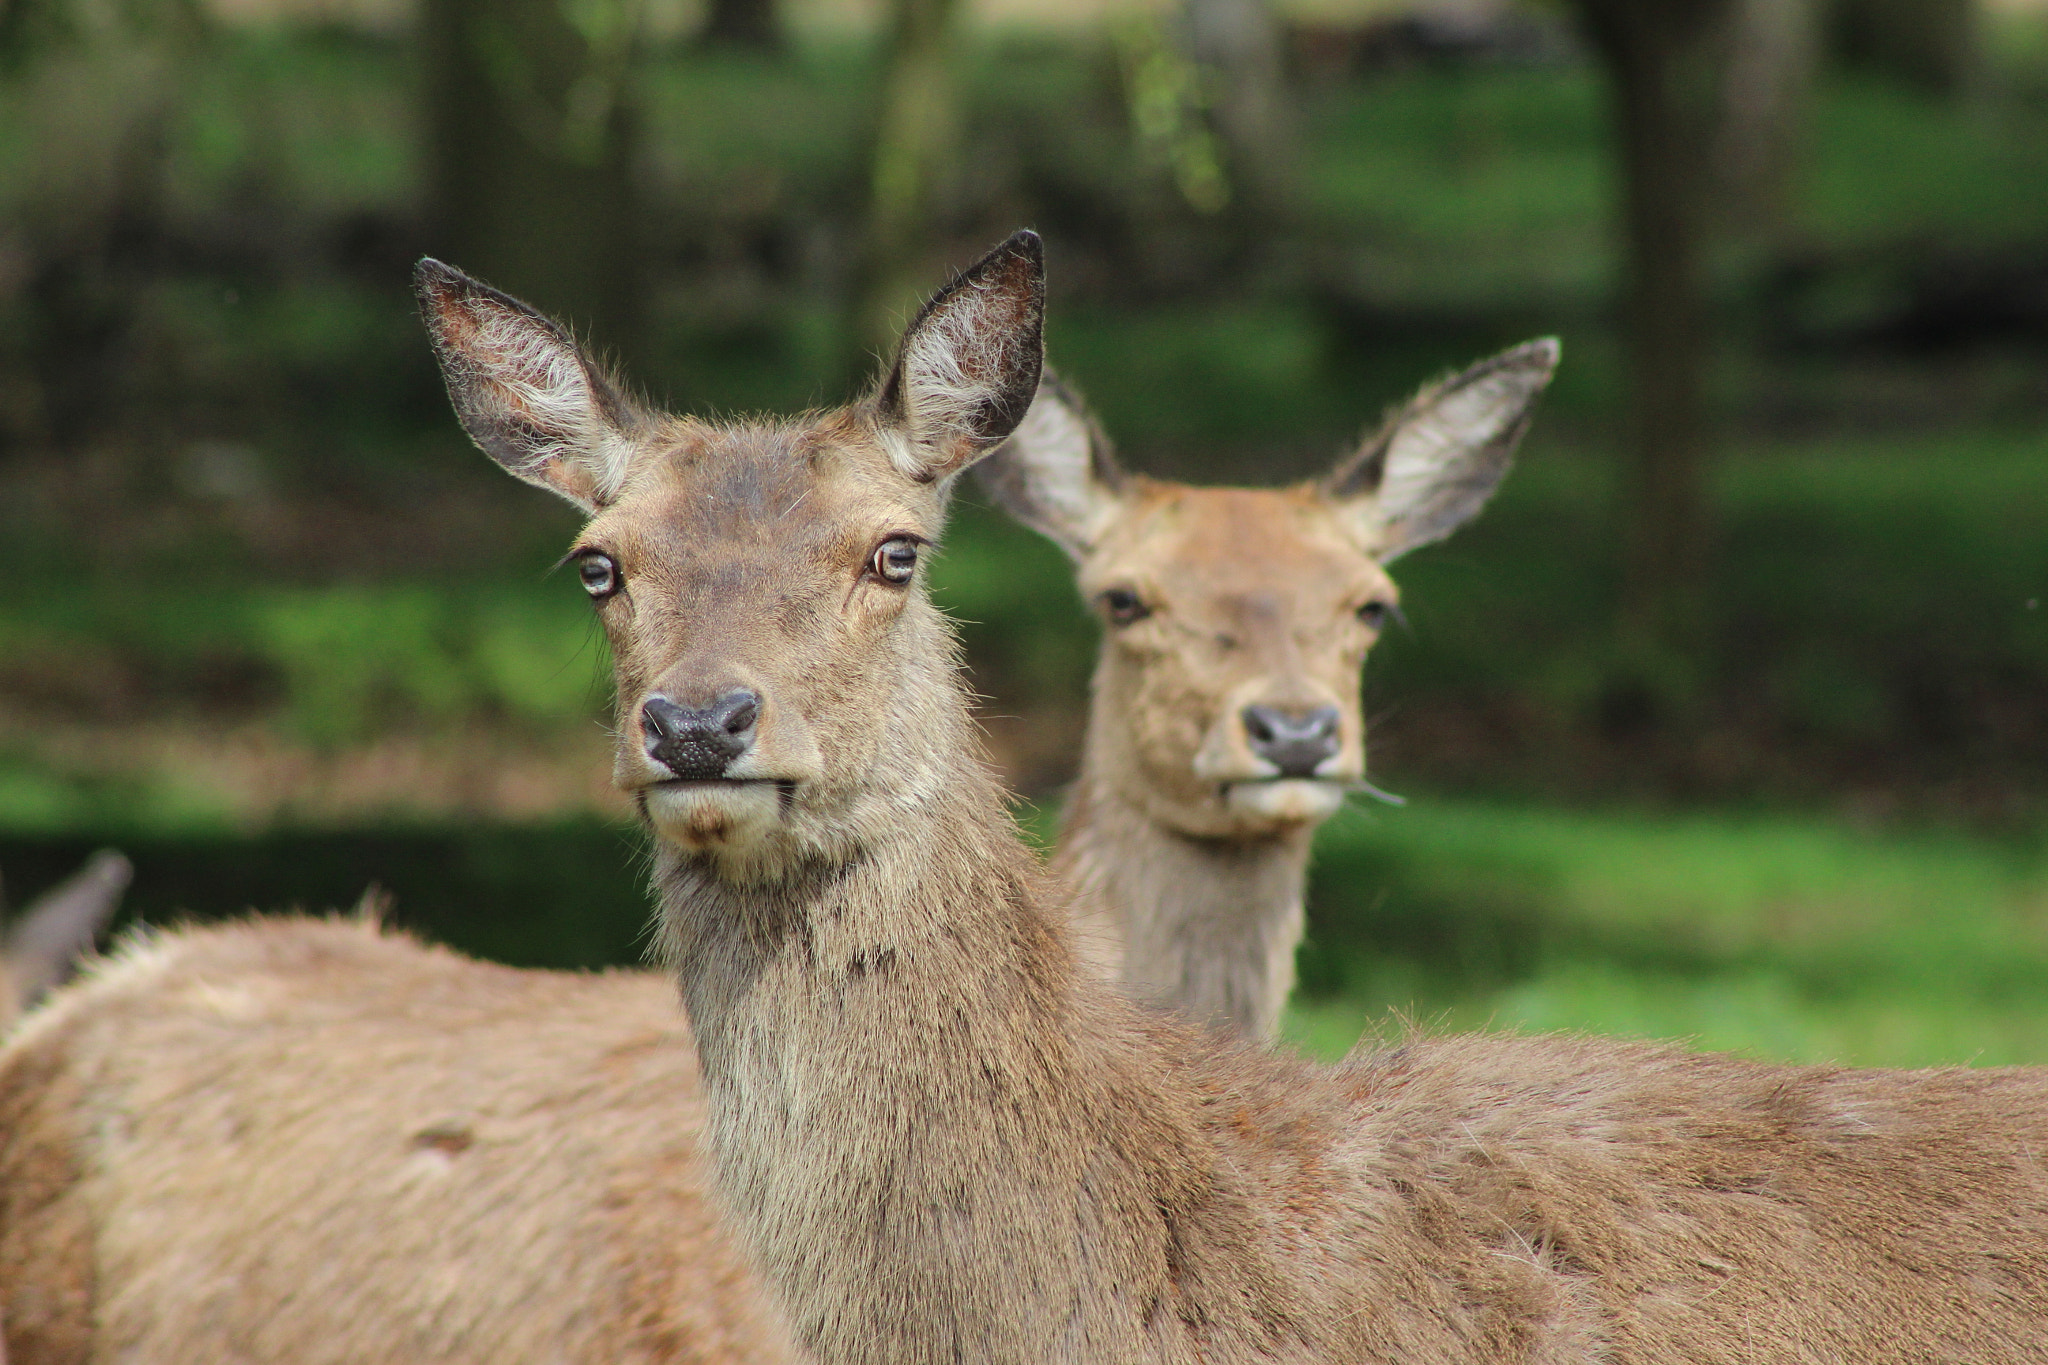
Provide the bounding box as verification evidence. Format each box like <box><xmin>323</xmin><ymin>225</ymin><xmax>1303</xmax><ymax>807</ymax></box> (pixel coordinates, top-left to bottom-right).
<box><xmin>848</xmin><ymin>0</ymin><xmax>964</xmax><ymax>367</ymax></box>
<box><xmin>0</xmin><ymin>0</ymin><xmax>204</xmax><ymax>458</ymax></box>
<box><xmin>1575</xmin><ymin>0</ymin><xmax>1738</xmax><ymax>707</ymax></box>
<box><xmin>1180</xmin><ymin>0</ymin><xmax>1293</xmax><ymax>209</ymax></box>
<box><xmin>1116</xmin><ymin>15</ymin><xmax>1232</xmax><ymax>214</ymax></box>
<box><xmin>421</xmin><ymin>0</ymin><xmax>647</xmax><ymax>365</ymax></box>
<box><xmin>1717</xmin><ymin>0</ymin><xmax>1821</xmax><ymax>243</ymax></box>
<box><xmin>698</xmin><ymin>0</ymin><xmax>784</xmax><ymax>52</ymax></box>
<box><xmin>0</xmin><ymin>0</ymin><xmax>203</xmax><ymax>70</ymax></box>
<box><xmin>1831</xmin><ymin>0</ymin><xmax>1978</xmax><ymax>96</ymax></box>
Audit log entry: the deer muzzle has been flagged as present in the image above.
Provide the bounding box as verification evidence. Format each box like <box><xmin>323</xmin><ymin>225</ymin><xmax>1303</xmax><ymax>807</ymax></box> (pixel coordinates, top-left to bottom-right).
<box><xmin>643</xmin><ymin>690</ymin><xmax>761</xmax><ymax>781</ymax></box>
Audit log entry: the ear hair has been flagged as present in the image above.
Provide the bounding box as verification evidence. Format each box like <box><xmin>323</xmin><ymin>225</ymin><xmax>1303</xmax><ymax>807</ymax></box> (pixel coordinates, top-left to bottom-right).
<box><xmin>875</xmin><ymin>230</ymin><xmax>1046</xmax><ymax>485</ymax></box>
<box><xmin>1324</xmin><ymin>338</ymin><xmax>1559</xmax><ymax>562</ymax></box>
<box><xmin>973</xmin><ymin>368</ymin><xmax>1127</xmax><ymax>560</ymax></box>
<box><xmin>415</xmin><ymin>259</ymin><xmax>648</xmax><ymax>512</ymax></box>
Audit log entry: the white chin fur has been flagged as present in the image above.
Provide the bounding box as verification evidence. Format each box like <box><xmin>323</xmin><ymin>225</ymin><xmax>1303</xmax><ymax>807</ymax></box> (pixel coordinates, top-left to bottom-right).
<box><xmin>1225</xmin><ymin>779</ymin><xmax>1345</xmax><ymax>823</ymax></box>
<box><xmin>644</xmin><ymin>783</ymin><xmax>783</xmax><ymax>853</ymax></box>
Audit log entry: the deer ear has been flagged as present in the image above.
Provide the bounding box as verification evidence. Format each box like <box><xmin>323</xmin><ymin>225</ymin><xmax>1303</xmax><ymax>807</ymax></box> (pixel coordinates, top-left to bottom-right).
<box><xmin>3</xmin><ymin>850</ymin><xmax>129</xmax><ymax>1019</ymax></box>
<box><xmin>973</xmin><ymin>370</ymin><xmax>1126</xmax><ymax>560</ymax></box>
<box><xmin>875</xmin><ymin>230</ymin><xmax>1046</xmax><ymax>485</ymax></box>
<box><xmin>415</xmin><ymin>259</ymin><xmax>647</xmax><ymax>512</ymax></box>
<box><xmin>1324</xmin><ymin>338</ymin><xmax>1559</xmax><ymax>563</ymax></box>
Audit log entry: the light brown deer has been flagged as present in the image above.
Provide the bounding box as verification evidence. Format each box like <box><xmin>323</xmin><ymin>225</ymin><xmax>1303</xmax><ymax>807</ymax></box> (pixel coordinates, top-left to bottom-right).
<box><xmin>0</xmin><ymin>242</ymin><xmax>1494</xmax><ymax>1363</ymax></box>
<box><xmin>978</xmin><ymin>345</ymin><xmax>1556</xmax><ymax>1038</ymax></box>
<box><xmin>8</xmin><ymin>233</ymin><xmax>2048</xmax><ymax>1365</ymax></box>
<box><xmin>0</xmin><ymin>913</ymin><xmax>789</xmax><ymax>1365</ymax></box>
<box><xmin>421</xmin><ymin>230</ymin><xmax>2045</xmax><ymax>1361</ymax></box>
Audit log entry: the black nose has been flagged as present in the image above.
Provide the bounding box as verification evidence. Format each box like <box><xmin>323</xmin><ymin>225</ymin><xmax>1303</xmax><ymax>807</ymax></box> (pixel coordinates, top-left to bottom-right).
<box><xmin>642</xmin><ymin>690</ymin><xmax>760</xmax><ymax>780</ymax></box>
<box><xmin>1241</xmin><ymin>704</ymin><xmax>1342</xmax><ymax>779</ymax></box>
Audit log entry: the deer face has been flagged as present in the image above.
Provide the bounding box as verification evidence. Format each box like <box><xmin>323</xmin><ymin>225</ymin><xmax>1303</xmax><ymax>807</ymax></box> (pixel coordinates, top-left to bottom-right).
<box><xmin>978</xmin><ymin>343</ymin><xmax>1558</xmax><ymax>840</ymax></box>
<box><xmin>418</xmin><ymin>234</ymin><xmax>1045</xmax><ymax>880</ymax></box>
<box><xmin>1077</xmin><ymin>481</ymin><xmax>1395</xmax><ymax>833</ymax></box>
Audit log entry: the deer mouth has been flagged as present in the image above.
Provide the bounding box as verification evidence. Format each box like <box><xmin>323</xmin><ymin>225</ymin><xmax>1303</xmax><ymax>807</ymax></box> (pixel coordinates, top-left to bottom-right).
<box><xmin>640</xmin><ymin>777</ymin><xmax>799</xmax><ymax>850</ymax></box>
<box><xmin>649</xmin><ymin>777</ymin><xmax>778</xmax><ymax>788</ymax></box>
<box><xmin>1222</xmin><ymin>777</ymin><xmax>1347</xmax><ymax>823</ymax></box>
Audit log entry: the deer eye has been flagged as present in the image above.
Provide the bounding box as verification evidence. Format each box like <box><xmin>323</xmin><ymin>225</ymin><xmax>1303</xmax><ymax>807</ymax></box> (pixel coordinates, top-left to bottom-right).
<box><xmin>1357</xmin><ymin>599</ymin><xmax>1397</xmax><ymax>630</ymax></box>
<box><xmin>1100</xmin><ymin>588</ymin><xmax>1150</xmax><ymax>626</ymax></box>
<box><xmin>578</xmin><ymin>552</ymin><xmax>620</xmax><ymax>600</ymax></box>
<box><xmin>872</xmin><ymin>537</ymin><xmax>919</xmax><ymax>584</ymax></box>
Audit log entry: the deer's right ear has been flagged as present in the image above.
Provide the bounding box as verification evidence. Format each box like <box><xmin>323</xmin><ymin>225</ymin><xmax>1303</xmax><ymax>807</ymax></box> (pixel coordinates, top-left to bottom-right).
<box><xmin>1323</xmin><ymin>338</ymin><xmax>1559</xmax><ymax>562</ymax></box>
<box><xmin>414</xmin><ymin>259</ymin><xmax>645</xmax><ymax>512</ymax></box>
<box><xmin>874</xmin><ymin>230</ymin><xmax>1045</xmax><ymax>485</ymax></box>
<box><xmin>973</xmin><ymin>371</ymin><xmax>1126</xmax><ymax>560</ymax></box>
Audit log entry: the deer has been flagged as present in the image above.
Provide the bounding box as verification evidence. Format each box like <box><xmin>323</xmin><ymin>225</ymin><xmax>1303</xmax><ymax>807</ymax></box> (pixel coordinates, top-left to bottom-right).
<box><xmin>6</xmin><ymin>233</ymin><xmax>2047</xmax><ymax>1365</ymax></box>
<box><xmin>409</xmin><ymin>229</ymin><xmax>2044</xmax><ymax>1360</ymax></box>
<box><xmin>977</xmin><ymin>343</ymin><xmax>1556</xmax><ymax>1039</ymax></box>
<box><xmin>0</xmin><ymin>905</ymin><xmax>795</xmax><ymax>1364</ymax></box>
<box><xmin>0</xmin><ymin>252</ymin><xmax>1530</xmax><ymax>1365</ymax></box>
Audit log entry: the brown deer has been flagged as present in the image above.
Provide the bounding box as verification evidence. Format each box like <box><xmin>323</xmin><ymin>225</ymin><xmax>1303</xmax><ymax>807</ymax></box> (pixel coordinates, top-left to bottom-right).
<box><xmin>0</xmin><ymin>909</ymin><xmax>793</xmax><ymax>1364</ymax></box>
<box><xmin>977</xmin><ymin>345</ymin><xmax>1556</xmax><ymax>1038</ymax></box>
<box><xmin>418</xmin><ymin>230</ymin><xmax>2044</xmax><ymax>1360</ymax></box>
<box><xmin>0</xmin><ymin>241</ymin><xmax>1496</xmax><ymax>1362</ymax></box>
<box><xmin>6</xmin><ymin>233</ymin><xmax>2048</xmax><ymax>1365</ymax></box>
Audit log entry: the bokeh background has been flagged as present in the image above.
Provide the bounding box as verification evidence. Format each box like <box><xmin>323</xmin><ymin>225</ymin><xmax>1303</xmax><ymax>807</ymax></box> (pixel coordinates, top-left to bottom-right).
<box><xmin>3</xmin><ymin>0</ymin><xmax>2046</xmax><ymax>1063</ymax></box>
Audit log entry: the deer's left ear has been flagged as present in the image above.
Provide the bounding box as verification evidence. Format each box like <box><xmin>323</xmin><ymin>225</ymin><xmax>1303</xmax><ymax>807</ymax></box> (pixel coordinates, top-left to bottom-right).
<box><xmin>875</xmin><ymin>230</ymin><xmax>1046</xmax><ymax>485</ymax></box>
<box><xmin>1323</xmin><ymin>338</ymin><xmax>1559</xmax><ymax>562</ymax></box>
<box><xmin>972</xmin><ymin>369</ymin><xmax>1126</xmax><ymax>560</ymax></box>
<box><xmin>415</xmin><ymin>259</ymin><xmax>648</xmax><ymax>513</ymax></box>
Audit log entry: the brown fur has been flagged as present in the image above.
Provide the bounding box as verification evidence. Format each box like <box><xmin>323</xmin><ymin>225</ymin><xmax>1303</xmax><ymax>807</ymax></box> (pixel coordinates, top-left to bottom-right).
<box><xmin>979</xmin><ymin>348</ymin><xmax>1556</xmax><ymax>1037</ymax></box>
<box><xmin>0</xmin><ymin>917</ymin><xmax>788</xmax><ymax>1364</ymax></box>
<box><xmin>10</xmin><ymin>235</ymin><xmax>2048</xmax><ymax>1364</ymax></box>
<box><xmin>445</xmin><ymin>233</ymin><xmax>2048</xmax><ymax>1361</ymax></box>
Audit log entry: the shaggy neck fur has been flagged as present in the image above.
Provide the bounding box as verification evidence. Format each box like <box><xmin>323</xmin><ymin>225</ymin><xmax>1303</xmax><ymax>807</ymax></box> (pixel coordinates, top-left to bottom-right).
<box><xmin>1055</xmin><ymin>771</ymin><xmax>1310</xmax><ymax>1041</ymax></box>
<box><xmin>652</xmin><ymin>638</ymin><xmax>1198</xmax><ymax>1362</ymax></box>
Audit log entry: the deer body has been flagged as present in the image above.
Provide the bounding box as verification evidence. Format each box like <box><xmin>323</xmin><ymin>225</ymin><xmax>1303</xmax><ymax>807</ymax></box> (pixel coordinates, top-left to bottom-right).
<box><xmin>410</xmin><ymin>231</ymin><xmax>2046</xmax><ymax>1363</ymax></box>
<box><xmin>0</xmin><ymin>918</ymin><xmax>790</xmax><ymax>1364</ymax></box>
<box><xmin>673</xmin><ymin>816</ymin><xmax>2048</xmax><ymax>1362</ymax></box>
<box><xmin>981</xmin><ymin>351</ymin><xmax>1557</xmax><ymax>1039</ymax></box>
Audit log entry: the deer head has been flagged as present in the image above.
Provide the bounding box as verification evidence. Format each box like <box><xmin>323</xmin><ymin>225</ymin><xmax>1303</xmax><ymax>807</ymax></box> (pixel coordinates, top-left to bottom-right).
<box><xmin>417</xmin><ymin>233</ymin><xmax>1044</xmax><ymax>884</ymax></box>
<box><xmin>979</xmin><ymin>341</ymin><xmax>1559</xmax><ymax>841</ymax></box>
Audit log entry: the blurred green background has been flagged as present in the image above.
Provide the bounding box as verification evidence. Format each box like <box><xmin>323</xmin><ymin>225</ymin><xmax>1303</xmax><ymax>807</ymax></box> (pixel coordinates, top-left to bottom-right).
<box><xmin>2</xmin><ymin>0</ymin><xmax>2046</xmax><ymax>1065</ymax></box>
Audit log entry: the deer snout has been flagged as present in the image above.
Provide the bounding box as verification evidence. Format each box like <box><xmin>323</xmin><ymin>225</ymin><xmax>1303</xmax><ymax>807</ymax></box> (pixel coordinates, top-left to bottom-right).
<box><xmin>642</xmin><ymin>690</ymin><xmax>760</xmax><ymax>780</ymax></box>
<box><xmin>1240</xmin><ymin>704</ymin><xmax>1342</xmax><ymax>779</ymax></box>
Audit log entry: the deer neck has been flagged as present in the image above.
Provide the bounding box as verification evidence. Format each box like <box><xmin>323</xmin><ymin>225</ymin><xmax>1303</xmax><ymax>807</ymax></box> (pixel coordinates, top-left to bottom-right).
<box><xmin>1055</xmin><ymin>769</ymin><xmax>1312</xmax><ymax>1042</ymax></box>
<box><xmin>650</xmin><ymin>669</ymin><xmax>1186</xmax><ymax>1362</ymax></box>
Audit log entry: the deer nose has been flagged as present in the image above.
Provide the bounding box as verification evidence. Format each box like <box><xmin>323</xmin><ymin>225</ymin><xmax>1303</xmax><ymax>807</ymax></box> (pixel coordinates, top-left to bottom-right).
<box><xmin>642</xmin><ymin>690</ymin><xmax>760</xmax><ymax>780</ymax></box>
<box><xmin>1241</xmin><ymin>704</ymin><xmax>1342</xmax><ymax>779</ymax></box>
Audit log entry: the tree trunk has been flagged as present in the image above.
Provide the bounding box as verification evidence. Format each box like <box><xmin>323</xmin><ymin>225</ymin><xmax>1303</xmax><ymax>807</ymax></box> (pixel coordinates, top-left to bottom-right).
<box><xmin>848</xmin><ymin>0</ymin><xmax>964</xmax><ymax>370</ymax></box>
<box><xmin>1578</xmin><ymin>0</ymin><xmax>1737</xmax><ymax>688</ymax></box>
<box><xmin>1179</xmin><ymin>0</ymin><xmax>1292</xmax><ymax>211</ymax></box>
<box><xmin>1717</xmin><ymin>0</ymin><xmax>1820</xmax><ymax>242</ymax></box>
<box><xmin>1832</xmin><ymin>0</ymin><xmax>1978</xmax><ymax>96</ymax></box>
<box><xmin>421</xmin><ymin>0</ymin><xmax>645</xmax><ymax>365</ymax></box>
<box><xmin>699</xmin><ymin>0</ymin><xmax>784</xmax><ymax>53</ymax></box>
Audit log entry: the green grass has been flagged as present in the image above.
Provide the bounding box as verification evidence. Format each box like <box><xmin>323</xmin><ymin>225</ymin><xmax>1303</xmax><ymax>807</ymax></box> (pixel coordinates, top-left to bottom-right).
<box><xmin>8</xmin><ymin>781</ymin><xmax>2044</xmax><ymax>1074</ymax></box>
<box><xmin>0</xmin><ymin>580</ymin><xmax>610</xmax><ymax>750</ymax></box>
<box><xmin>1287</xmin><ymin>796</ymin><xmax>2048</xmax><ymax>1068</ymax></box>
